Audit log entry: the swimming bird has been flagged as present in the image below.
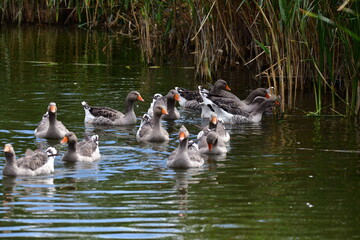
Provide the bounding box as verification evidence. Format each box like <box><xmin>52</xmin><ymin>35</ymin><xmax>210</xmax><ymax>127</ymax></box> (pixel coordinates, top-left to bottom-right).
<box><xmin>208</xmin><ymin>79</ymin><xmax>239</xmax><ymax>101</ymax></box>
<box><xmin>175</xmin><ymin>79</ymin><xmax>235</xmax><ymax>109</ymax></box>
<box><xmin>206</xmin><ymin>87</ymin><xmax>271</xmax><ymax>113</ymax></box>
<box><xmin>136</xmin><ymin>104</ymin><xmax>169</xmax><ymax>142</ymax></box>
<box><xmin>3</xmin><ymin>144</ymin><xmax>57</xmax><ymax>176</ymax></box>
<box><xmin>81</xmin><ymin>91</ymin><xmax>144</xmax><ymax>125</ymax></box>
<box><xmin>197</xmin><ymin>113</ymin><xmax>230</xmax><ymax>143</ymax></box>
<box><xmin>205</xmin><ymin>97</ymin><xmax>280</xmax><ymax>124</ymax></box>
<box><xmin>61</xmin><ymin>132</ymin><xmax>100</xmax><ymax>162</ymax></box>
<box><xmin>198</xmin><ymin>130</ymin><xmax>227</xmax><ymax>155</ymax></box>
<box><xmin>147</xmin><ymin>89</ymin><xmax>180</xmax><ymax>120</ymax></box>
<box><xmin>34</xmin><ymin>102</ymin><xmax>69</xmax><ymax>139</ymax></box>
<box><xmin>167</xmin><ymin>125</ymin><xmax>204</xmax><ymax>168</ymax></box>
<box><xmin>175</xmin><ymin>86</ymin><xmax>204</xmax><ymax>109</ymax></box>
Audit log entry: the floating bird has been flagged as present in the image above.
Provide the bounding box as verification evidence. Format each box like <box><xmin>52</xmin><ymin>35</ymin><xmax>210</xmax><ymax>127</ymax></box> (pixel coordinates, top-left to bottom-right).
<box><xmin>167</xmin><ymin>125</ymin><xmax>204</xmax><ymax>168</ymax></box>
<box><xmin>82</xmin><ymin>91</ymin><xmax>144</xmax><ymax>125</ymax></box>
<box><xmin>3</xmin><ymin>144</ymin><xmax>57</xmax><ymax>176</ymax></box>
<box><xmin>147</xmin><ymin>89</ymin><xmax>180</xmax><ymax>120</ymax></box>
<box><xmin>61</xmin><ymin>132</ymin><xmax>100</xmax><ymax>162</ymax></box>
<box><xmin>136</xmin><ymin>104</ymin><xmax>169</xmax><ymax>142</ymax></box>
<box><xmin>35</xmin><ymin>102</ymin><xmax>69</xmax><ymax>139</ymax></box>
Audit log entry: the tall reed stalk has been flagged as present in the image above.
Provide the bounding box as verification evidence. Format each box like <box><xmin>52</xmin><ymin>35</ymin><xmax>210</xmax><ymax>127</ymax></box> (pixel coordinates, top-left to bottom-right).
<box><xmin>0</xmin><ymin>0</ymin><xmax>359</xmax><ymax>117</ymax></box>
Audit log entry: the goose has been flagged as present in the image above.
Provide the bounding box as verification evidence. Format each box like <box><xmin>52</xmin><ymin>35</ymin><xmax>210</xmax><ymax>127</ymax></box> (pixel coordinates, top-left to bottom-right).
<box><xmin>198</xmin><ymin>130</ymin><xmax>227</xmax><ymax>155</ymax></box>
<box><xmin>206</xmin><ymin>97</ymin><xmax>280</xmax><ymax>124</ymax></box>
<box><xmin>175</xmin><ymin>86</ymin><xmax>204</xmax><ymax>109</ymax></box>
<box><xmin>208</xmin><ymin>79</ymin><xmax>240</xmax><ymax>101</ymax></box>
<box><xmin>207</xmin><ymin>87</ymin><xmax>271</xmax><ymax>113</ymax></box>
<box><xmin>136</xmin><ymin>104</ymin><xmax>169</xmax><ymax>142</ymax></box>
<box><xmin>197</xmin><ymin>113</ymin><xmax>230</xmax><ymax>143</ymax></box>
<box><xmin>147</xmin><ymin>89</ymin><xmax>180</xmax><ymax>120</ymax></box>
<box><xmin>3</xmin><ymin>144</ymin><xmax>57</xmax><ymax>176</ymax></box>
<box><xmin>167</xmin><ymin>125</ymin><xmax>204</xmax><ymax>168</ymax></box>
<box><xmin>61</xmin><ymin>132</ymin><xmax>100</xmax><ymax>162</ymax></box>
<box><xmin>81</xmin><ymin>91</ymin><xmax>144</xmax><ymax>125</ymax></box>
<box><xmin>175</xmin><ymin>80</ymin><xmax>234</xmax><ymax>109</ymax></box>
<box><xmin>34</xmin><ymin>102</ymin><xmax>69</xmax><ymax>139</ymax></box>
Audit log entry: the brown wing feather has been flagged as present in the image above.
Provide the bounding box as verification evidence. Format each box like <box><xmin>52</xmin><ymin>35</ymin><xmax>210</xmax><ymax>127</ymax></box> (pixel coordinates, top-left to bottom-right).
<box><xmin>17</xmin><ymin>151</ymin><xmax>48</xmax><ymax>170</ymax></box>
<box><xmin>89</xmin><ymin>106</ymin><xmax>124</xmax><ymax>121</ymax></box>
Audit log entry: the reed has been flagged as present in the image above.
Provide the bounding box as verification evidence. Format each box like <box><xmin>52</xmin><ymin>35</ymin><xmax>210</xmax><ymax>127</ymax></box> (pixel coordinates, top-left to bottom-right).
<box><xmin>0</xmin><ymin>0</ymin><xmax>359</xmax><ymax>117</ymax></box>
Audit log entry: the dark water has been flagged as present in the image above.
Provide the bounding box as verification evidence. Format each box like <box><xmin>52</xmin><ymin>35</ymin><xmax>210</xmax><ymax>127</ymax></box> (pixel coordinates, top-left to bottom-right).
<box><xmin>0</xmin><ymin>26</ymin><xmax>359</xmax><ymax>239</ymax></box>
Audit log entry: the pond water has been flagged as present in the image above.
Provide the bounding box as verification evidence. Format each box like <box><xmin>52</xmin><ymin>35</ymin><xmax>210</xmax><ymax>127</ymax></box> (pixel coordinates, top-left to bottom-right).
<box><xmin>0</xmin><ymin>26</ymin><xmax>359</xmax><ymax>239</ymax></box>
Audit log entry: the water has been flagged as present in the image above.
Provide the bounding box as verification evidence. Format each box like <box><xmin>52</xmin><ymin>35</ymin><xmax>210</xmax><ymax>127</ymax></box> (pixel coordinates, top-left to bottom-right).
<box><xmin>0</xmin><ymin>26</ymin><xmax>359</xmax><ymax>239</ymax></box>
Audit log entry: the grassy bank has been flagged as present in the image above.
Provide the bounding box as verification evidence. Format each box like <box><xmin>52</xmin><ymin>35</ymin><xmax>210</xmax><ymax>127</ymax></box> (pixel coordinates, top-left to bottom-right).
<box><xmin>1</xmin><ymin>0</ymin><xmax>359</xmax><ymax>116</ymax></box>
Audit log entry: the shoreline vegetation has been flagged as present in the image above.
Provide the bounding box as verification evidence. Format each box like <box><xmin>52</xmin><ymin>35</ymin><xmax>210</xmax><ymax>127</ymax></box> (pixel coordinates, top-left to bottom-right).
<box><xmin>1</xmin><ymin>1</ymin><xmax>359</xmax><ymax>117</ymax></box>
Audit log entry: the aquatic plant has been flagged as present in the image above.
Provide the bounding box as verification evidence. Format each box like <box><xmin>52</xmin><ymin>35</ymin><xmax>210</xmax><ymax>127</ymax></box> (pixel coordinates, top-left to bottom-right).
<box><xmin>0</xmin><ymin>0</ymin><xmax>359</xmax><ymax>117</ymax></box>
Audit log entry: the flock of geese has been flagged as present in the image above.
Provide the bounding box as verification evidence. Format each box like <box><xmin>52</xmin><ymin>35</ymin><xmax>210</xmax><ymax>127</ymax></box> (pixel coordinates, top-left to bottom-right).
<box><xmin>3</xmin><ymin>79</ymin><xmax>279</xmax><ymax>176</ymax></box>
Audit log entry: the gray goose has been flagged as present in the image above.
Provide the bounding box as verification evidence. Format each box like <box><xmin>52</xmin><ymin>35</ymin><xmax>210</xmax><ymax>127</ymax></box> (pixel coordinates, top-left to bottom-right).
<box><xmin>61</xmin><ymin>132</ymin><xmax>100</xmax><ymax>162</ymax></box>
<box><xmin>147</xmin><ymin>89</ymin><xmax>180</xmax><ymax>120</ymax></box>
<box><xmin>34</xmin><ymin>102</ymin><xmax>69</xmax><ymax>139</ymax></box>
<box><xmin>207</xmin><ymin>87</ymin><xmax>271</xmax><ymax>113</ymax></box>
<box><xmin>136</xmin><ymin>104</ymin><xmax>169</xmax><ymax>142</ymax></box>
<box><xmin>197</xmin><ymin>113</ymin><xmax>230</xmax><ymax>143</ymax></box>
<box><xmin>3</xmin><ymin>144</ymin><xmax>57</xmax><ymax>177</ymax></box>
<box><xmin>206</xmin><ymin>97</ymin><xmax>280</xmax><ymax>124</ymax></box>
<box><xmin>82</xmin><ymin>91</ymin><xmax>144</xmax><ymax>126</ymax></box>
<box><xmin>198</xmin><ymin>130</ymin><xmax>227</xmax><ymax>155</ymax></box>
<box><xmin>167</xmin><ymin>125</ymin><xmax>204</xmax><ymax>168</ymax></box>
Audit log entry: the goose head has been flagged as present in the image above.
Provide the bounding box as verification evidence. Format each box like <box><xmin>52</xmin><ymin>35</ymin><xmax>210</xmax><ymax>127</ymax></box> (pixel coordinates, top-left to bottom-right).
<box><xmin>166</xmin><ymin>89</ymin><xmax>180</xmax><ymax>102</ymax></box>
<box><xmin>4</xmin><ymin>144</ymin><xmax>15</xmax><ymax>159</ymax></box>
<box><xmin>213</xmin><ymin>79</ymin><xmax>231</xmax><ymax>91</ymax></box>
<box><xmin>178</xmin><ymin>125</ymin><xmax>190</xmax><ymax>142</ymax></box>
<box><xmin>61</xmin><ymin>132</ymin><xmax>78</xmax><ymax>144</ymax></box>
<box><xmin>127</xmin><ymin>91</ymin><xmax>144</xmax><ymax>102</ymax></box>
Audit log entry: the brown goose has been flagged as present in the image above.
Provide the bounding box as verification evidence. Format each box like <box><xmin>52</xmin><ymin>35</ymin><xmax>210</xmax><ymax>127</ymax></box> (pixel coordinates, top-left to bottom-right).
<box><xmin>61</xmin><ymin>132</ymin><xmax>100</xmax><ymax>162</ymax></box>
<box><xmin>3</xmin><ymin>144</ymin><xmax>57</xmax><ymax>176</ymax></box>
<box><xmin>136</xmin><ymin>104</ymin><xmax>169</xmax><ymax>142</ymax></box>
<box><xmin>167</xmin><ymin>125</ymin><xmax>204</xmax><ymax>168</ymax></box>
<box><xmin>147</xmin><ymin>89</ymin><xmax>180</xmax><ymax>120</ymax></box>
<box><xmin>198</xmin><ymin>130</ymin><xmax>227</xmax><ymax>155</ymax></box>
<box><xmin>82</xmin><ymin>91</ymin><xmax>144</xmax><ymax>126</ymax></box>
<box><xmin>34</xmin><ymin>102</ymin><xmax>69</xmax><ymax>139</ymax></box>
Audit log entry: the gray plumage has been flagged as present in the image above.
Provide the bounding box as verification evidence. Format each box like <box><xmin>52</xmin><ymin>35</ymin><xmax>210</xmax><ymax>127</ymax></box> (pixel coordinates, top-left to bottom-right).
<box><xmin>136</xmin><ymin>104</ymin><xmax>169</xmax><ymax>142</ymax></box>
<box><xmin>82</xmin><ymin>91</ymin><xmax>144</xmax><ymax>125</ymax></box>
<box><xmin>61</xmin><ymin>132</ymin><xmax>100</xmax><ymax>162</ymax></box>
<box><xmin>167</xmin><ymin>125</ymin><xmax>204</xmax><ymax>168</ymax></box>
<box><xmin>147</xmin><ymin>89</ymin><xmax>180</xmax><ymax>120</ymax></box>
<box><xmin>198</xmin><ymin>130</ymin><xmax>227</xmax><ymax>155</ymax></box>
<box><xmin>3</xmin><ymin>144</ymin><xmax>57</xmax><ymax>176</ymax></box>
<box><xmin>197</xmin><ymin>113</ymin><xmax>230</xmax><ymax>142</ymax></box>
<box><xmin>34</xmin><ymin>102</ymin><xmax>69</xmax><ymax>139</ymax></box>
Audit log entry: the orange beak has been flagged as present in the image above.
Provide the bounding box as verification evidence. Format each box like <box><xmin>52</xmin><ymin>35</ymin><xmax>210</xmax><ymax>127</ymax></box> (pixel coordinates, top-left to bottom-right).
<box><xmin>61</xmin><ymin>136</ymin><xmax>68</xmax><ymax>143</ymax></box>
<box><xmin>275</xmin><ymin>101</ymin><xmax>280</xmax><ymax>106</ymax></box>
<box><xmin>137</xmin><ymin>95</ymin><xmax>144</xmax><ymax>101</ymax></box>
<box><xmin>161</xmin><ymin>107</ymin><xmax>168</xmax><ymax>115</ymax></box>
<box><xmin>4</xmin><ymin>145</ymin><xmax>10</xmax><ymax>152</ymax></box>
<box><xmin>179</xmin><ymin>132</ymin><xmax>186</xmax><ymax>141</ymax></box>
<box><xmin>210</xmin><ymin>116</ymin><xmax>217</xmax><ymax>125</ymax></box>
<box><xmin>174</xmin><ymin>94</ymin><xmax>180</xmax><ymax>102</ymax></box>
<box><xmin>225</xmin><ymin>85</ymin><xmax>231</xmax><ymax>91</ymax></box>
<box><xmin>208</xmin><ymin>143</ymin><xmax>213</xmax><ymax>151</ymax></box>
<box><xmin>49</xmin><ymin>105</ymin><xmax>57</xmax><ymax>113</ymax></box>
<box><xmin>265</xmin><ymin>93</ymin><xmax>271</xmax><ymax>99</ymax></box>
